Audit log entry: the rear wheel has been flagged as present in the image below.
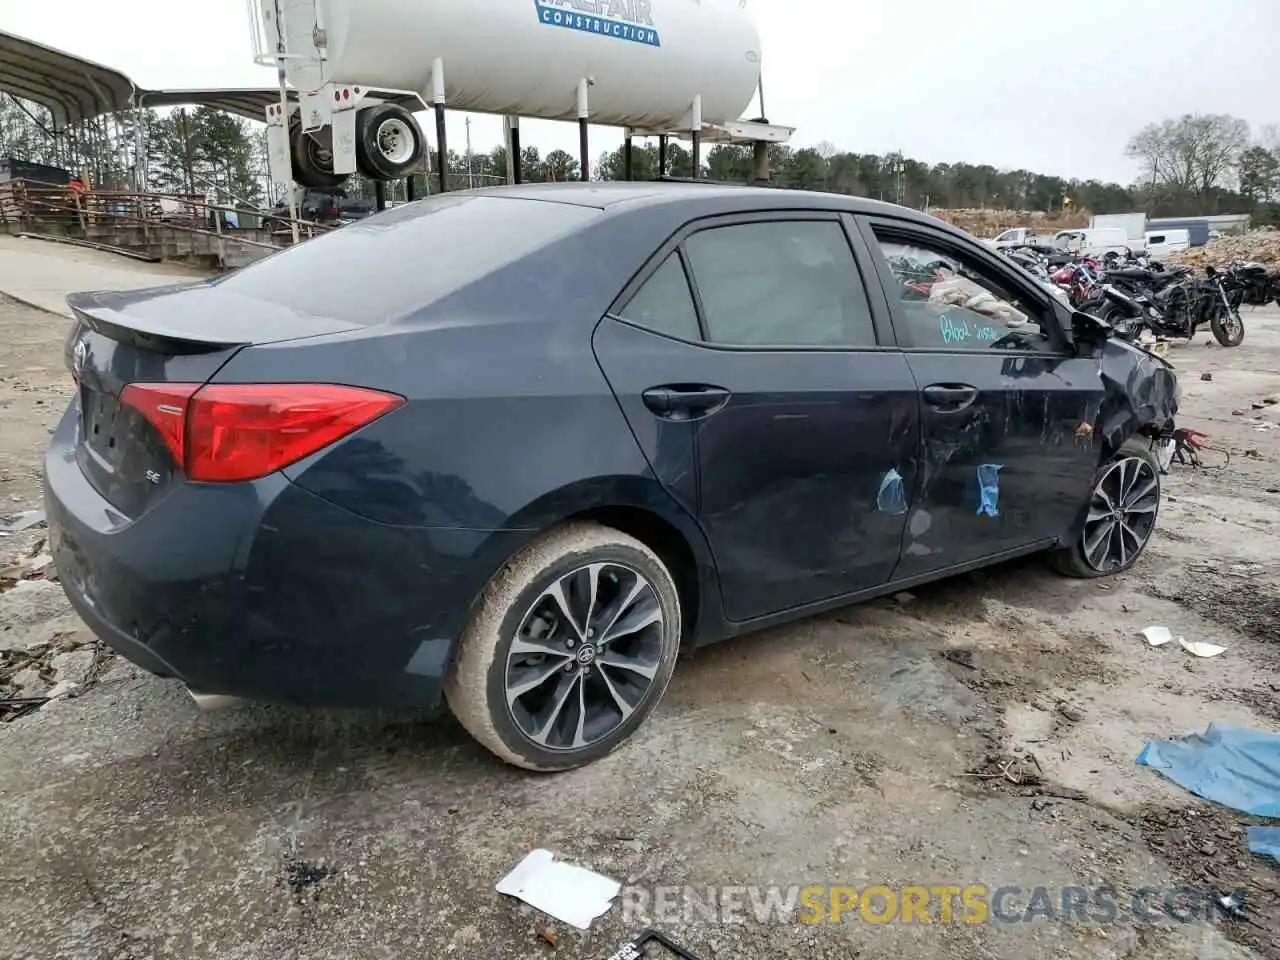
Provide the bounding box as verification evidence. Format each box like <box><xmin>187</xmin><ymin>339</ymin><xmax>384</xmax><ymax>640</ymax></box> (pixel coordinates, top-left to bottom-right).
<box><xmin>1210</xmin><ymin>307</ymin><xmax>1245</xmax><ymax>347</ymax></box>
<box><xmin>355</xmin><ymin>104</ymin><xmax>425</xmax><ymax>180</ymax></box>
<box><xmin>445</xmin><ymin>522</ymin><xmax>682</xmax><ymax>771</ymax></box>
<box><xmin>1048</xmin><ymin>438</ymin><xmax>1161</xmax><ymax>579</ymax></box>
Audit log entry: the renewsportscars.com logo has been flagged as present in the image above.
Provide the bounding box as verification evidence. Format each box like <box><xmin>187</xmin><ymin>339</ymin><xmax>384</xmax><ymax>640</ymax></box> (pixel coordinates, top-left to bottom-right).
<box><xmin>533</xmin><ymin>0</ymin><xmax>661</xmax><ymax>47</ymax></box>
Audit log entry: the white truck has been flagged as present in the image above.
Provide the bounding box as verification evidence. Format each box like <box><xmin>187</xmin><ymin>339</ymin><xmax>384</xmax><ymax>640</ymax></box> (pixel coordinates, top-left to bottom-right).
<box><xmin>985</xmin><ymin>226</ymin><xmax>1133</xmax><ymax>257</ymax></box>
<box><xmin>985</xmin><ymin>227</ymin><xmax>1057</xmax><ymax>250</ymax></box>
<box><xmin>248</xmin><ymin>0</ymin><xmax>793</xmax><ymax>191</ymax></box>
<box><xmin>1090</xmin><ymin>212</ymin><xmax>1147</xmax><ymax>253</ymax></box>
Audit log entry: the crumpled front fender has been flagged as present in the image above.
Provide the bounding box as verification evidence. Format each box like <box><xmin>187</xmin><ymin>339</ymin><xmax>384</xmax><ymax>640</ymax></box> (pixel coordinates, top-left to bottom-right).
<box><xmin>1094</xmin><ymin>338</ymin><xmax>1179</xmax><ymax>452</ymax></box>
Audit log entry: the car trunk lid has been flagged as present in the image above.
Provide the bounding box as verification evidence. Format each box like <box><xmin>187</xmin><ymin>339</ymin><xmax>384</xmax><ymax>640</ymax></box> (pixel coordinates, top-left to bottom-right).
<box><xmin>65</xmin><ymin>283</ymin><xmax>365</xmax><ymax>517</ymax></box>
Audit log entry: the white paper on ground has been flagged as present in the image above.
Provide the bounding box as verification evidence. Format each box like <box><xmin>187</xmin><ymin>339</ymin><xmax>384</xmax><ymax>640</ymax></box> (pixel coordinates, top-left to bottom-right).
<box><xmin>496</xmin><ymin>849</ymin><xmax>621</xmax><ymax>930</ymax></box>
<box><xmin>1179</xmin><ymin>637</ymin><xmax>1227</xmax><ymax>659</ymax></box>
<box><xmin>1143</xmin><ymin>626</ymin><xmax>1174</xmax><ymax>647</ymax></box>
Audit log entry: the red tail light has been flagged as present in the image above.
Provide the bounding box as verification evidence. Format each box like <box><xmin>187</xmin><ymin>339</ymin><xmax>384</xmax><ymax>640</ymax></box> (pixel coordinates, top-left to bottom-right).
<box><xmin>120</xmin><ymin>383</ymin><xmax>404</xmax><ymax>482</ymax></box>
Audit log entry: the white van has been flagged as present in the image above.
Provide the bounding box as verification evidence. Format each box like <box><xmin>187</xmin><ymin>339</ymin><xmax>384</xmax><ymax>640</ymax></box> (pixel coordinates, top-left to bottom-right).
<box><xmin>1052</xmin><ymin>227</ymin><xmax>1133</xmax><ymax>257</ymax></box>
<box><xmin>1144</xmin><ymin>229</ymin><xmax>1191</xmax><ymax>261</ymax></box>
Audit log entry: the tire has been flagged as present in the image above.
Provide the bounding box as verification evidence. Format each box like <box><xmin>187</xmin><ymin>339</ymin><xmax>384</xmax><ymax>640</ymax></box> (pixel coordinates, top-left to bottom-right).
<box><xmin>290</xmin><ymin>123</ymin><xmax>348</xmax><ymax>191</ymax></box>
<box><xmin>445</xmin><ymin>522</ymin><xmax>682</xmax><ymax>772</ymax></box>
<box><xmin>355</xmin><ymin>104</ymin><xmax>425</xmax><ymax>180</ymax></box>
<box><xmin>1048</xmin><ymin>438</ymin><xmax>1161</xmax><ymax>579</ymax></box>
<box><xmin>1210</xmin><ymin>308</ymin><xmax>1245</xmax><ymax>347</ymax></box>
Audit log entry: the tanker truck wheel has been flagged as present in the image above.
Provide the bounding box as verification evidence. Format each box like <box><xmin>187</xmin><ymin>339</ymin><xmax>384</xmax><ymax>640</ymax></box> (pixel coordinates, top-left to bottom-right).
<box><xmin>290</xmin><ymin>123</ymin><xmax>348</xmax><ymax>192</ymax></box>
<box><xmin>356</xmin><ymin>104</ymin><xmax>425</xmax><ymax>180</ymax></box>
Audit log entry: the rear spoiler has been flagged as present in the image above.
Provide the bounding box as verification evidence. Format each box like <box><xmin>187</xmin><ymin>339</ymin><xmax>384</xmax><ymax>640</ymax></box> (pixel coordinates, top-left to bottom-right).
<box><xmin>66</xmin><ymin>284</ymin><xmax>364</xmax><ymax>353</ymax></box>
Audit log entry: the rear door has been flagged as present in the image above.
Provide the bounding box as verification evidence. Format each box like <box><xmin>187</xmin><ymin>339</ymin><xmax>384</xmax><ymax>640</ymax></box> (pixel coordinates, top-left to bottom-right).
<box><xmin>593</xmin><ymin>212</ymin><xmax>919</xmax><ymax>623</ymax></box>
<box><xmin>856</xmin><ymin>215</ymin><xmax>1106</xmax><ymax>577</ymax></box>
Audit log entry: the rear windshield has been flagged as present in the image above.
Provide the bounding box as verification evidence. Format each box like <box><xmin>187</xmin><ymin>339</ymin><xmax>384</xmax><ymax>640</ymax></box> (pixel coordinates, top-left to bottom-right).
<box><xmin>219</xmin><ymin>194</ymin><xmax>598</xmax><ymax>325</ymax></box>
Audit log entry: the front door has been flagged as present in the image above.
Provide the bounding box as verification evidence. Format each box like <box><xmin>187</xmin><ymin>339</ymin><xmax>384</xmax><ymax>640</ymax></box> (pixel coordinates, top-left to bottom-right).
<box><xmin>594</xmin><ymin>213</ymin><xmax>919</xmax><ymax>623</ymax></box>
<box><xmin>857</xmin><ymin>216</ymin><xmax>1106</xmax><ymax>578</ymax></box>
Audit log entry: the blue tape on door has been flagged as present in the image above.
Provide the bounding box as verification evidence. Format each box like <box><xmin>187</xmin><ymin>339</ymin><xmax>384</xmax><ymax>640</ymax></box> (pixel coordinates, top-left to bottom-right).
<box><xmin>976</xmin><ymin>464</ymin><xmax>1002</xmax><ymax>517</ymax></box>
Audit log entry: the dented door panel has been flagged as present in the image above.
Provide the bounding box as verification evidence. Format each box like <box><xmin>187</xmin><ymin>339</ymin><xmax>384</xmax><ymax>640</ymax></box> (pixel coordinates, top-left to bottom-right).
<box><xmin>895</xmin><ymin>352</ymin><xmax>1105</xmax><ymax>577</ymax></box>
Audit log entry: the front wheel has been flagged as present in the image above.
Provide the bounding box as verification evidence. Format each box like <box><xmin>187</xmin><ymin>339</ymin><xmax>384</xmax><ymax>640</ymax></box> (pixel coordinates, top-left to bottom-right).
<box><xmin>1210</xmin><ymin>308</ymin><xmax>1245</xmax><ymax>346</ymax></box>
<box><xmin>1048</xmin><ymin>438</ymin><xmax>1161</xmax><ymax>579</ymax></box>
<box><xmin>445</xmin><ymin>522</ymin><xmax>682</xmax><ymax>771</ymax></box>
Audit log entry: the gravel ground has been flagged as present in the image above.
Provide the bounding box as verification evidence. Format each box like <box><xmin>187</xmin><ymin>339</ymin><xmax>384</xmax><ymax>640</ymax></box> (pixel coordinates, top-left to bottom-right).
<box><xmin>2</xmin><ymin>293</ymin><xmax>1280</xmax><ymax>960</ymax></box>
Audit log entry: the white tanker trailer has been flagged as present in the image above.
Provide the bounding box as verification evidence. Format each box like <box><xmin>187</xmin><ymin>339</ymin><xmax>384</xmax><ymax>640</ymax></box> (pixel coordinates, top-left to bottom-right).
<box><xmin>248</xmin><ymin>0</ymin><xmax>792</xmax><ymax>190</ymax></box>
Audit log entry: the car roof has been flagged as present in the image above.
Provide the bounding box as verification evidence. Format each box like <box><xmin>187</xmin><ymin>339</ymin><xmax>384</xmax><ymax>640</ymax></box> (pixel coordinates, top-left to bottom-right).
<box><xmin>460</xmin><ymin>180</ymin><xmax>946</xmax><ymax>225</ymax></box>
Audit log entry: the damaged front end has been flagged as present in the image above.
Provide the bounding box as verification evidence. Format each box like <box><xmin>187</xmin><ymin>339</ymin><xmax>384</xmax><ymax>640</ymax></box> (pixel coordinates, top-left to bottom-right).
<box><xmin>1094</xmin><ymin>337</ymin><xmax>1180</xmax><ymax>452</ymax></box>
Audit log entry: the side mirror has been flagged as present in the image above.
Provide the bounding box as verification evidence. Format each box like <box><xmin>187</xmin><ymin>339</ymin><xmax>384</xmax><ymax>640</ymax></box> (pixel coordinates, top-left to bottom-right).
<box><xmin>1071</xmin><ymin>310</ymin><xmax>1112</xmax><ymax>353</ymax></box>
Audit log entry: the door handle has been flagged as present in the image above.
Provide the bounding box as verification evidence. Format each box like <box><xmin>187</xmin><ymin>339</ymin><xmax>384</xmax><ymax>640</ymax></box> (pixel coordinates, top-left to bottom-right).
<box><xmin>642</xmin><ymin>385</ymin><xmax>731</xmax><ymax>420</ymax></box>
<box><xmin>922</xmin><ymin>383</ymin><xmax>979</xmax><ymax>411</ymax></box>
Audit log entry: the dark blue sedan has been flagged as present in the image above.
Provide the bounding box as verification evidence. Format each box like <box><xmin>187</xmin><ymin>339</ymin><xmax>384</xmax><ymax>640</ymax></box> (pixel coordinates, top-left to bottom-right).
<box><xmin>43</xmin><ymin>183</ymin><xmax>1178</xmax><ymax>770</ymax></box>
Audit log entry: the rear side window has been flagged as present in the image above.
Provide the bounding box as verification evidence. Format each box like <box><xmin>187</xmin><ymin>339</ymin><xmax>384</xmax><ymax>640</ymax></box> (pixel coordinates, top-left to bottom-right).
<box><xmin>682</xmin><ymin>221</ymin><xmax>877</xmax><ymax>347</ymax></box>
<box><xmin>217</xmin><ymin>195</ymin><xmax>598</xmax><ymax>324</ymax></box>
<box><xmin>617</xmin><ymin>254</ymin><xmax>701</xmax><ymax>341</ymax></box>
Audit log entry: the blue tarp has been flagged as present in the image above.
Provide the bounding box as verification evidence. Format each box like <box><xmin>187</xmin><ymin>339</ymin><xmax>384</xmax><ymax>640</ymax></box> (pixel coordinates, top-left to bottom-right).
<box><xmin>1136</xmin><ymin>723</ymin><xmax>1280</xmax><ymax>817</ymax></box>
<box><xmin>1247</xmin><ymin>826</ymin><xmax>1280</xmax><ymax>864</ymax></box>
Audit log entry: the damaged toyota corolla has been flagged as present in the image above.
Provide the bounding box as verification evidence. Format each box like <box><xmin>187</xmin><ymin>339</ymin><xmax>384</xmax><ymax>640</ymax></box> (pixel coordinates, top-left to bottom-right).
<box><xmin>43</xmin><ymin>183</ymin><xmax>1178</xmax><ymax>771</ymax></box>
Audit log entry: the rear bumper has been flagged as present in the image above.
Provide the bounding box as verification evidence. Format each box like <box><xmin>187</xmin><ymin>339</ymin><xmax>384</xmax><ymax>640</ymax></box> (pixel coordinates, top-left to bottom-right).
<box><xmin>43</xmin><ymin>405</ymin><xmax>528</xmax><ymax>710</ymax></box>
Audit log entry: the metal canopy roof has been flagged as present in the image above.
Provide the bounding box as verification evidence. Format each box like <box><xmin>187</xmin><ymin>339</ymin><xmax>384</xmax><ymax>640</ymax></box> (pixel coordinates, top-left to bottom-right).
<box><xmin>0</xmin><ymin>30</ymin><xmax>136</xmax><ymax>130</ymax></box>
<box><xmin>135</xmin><ymin>89</ymin><xmax>294</xmax><ymax>123</ymax></box>
<box><xmin>0</xmin><ymin>29</ymin><xmax>301</xmax><ymax>129</ymax></box>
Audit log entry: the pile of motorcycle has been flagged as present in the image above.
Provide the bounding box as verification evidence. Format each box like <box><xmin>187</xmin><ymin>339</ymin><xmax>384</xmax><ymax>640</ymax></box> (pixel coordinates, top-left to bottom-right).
<box><xmin>1001</xmin><ymin>245</ymin><xmax>1280</xmax><ymax>349</ymax></box>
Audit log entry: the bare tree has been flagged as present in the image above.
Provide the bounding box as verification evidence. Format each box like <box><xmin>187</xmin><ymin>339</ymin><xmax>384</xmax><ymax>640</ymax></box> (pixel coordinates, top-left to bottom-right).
<box><xmin>1126</xmin><ymin>113</ymin><xmax>1250</xmax><ymax>210</ymax></box>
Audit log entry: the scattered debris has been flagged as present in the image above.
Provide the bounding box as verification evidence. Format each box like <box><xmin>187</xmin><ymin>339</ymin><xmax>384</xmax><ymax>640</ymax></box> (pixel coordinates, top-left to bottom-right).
<box><xmin>603</xmin><ymin>930</ymin><xmax>704</xmax><ymax>960</ymax></box>
<box><xmin>1167</xmin><ymin>427</ymin><xmax>1221</xmax><ymax>469</ymax></box>
<box><xmin>0</xmin><ymin>509</ymin><xmax>45</xmax><ymax>535</ymax></box>
<box><xmin>1179</xmin><ymin>637</ymin><xmax>1227</xmax><ymax>659</ymax></box>
<box><xmin>1137</xmin><ymin>723</ymin><xmax>1280</xmax><ymax>816</ymax></box>
<box><xmin>281</xmin><ymin>859</ymin><xmax>335</xmax><ymax>897</ymax></box>
<box><xmin>1168</xmin><ymin>230</ymin><xmax>1280</xmax><ymax>271</ymax></box>
<box><xmin>940</xmin><ymin>648</ymin><xmax>976</xmax><ymax>669</ymax></box>
<box><xmin>0</xmin><ymin>697</ymin><xmax>48</xmax><ymax>721</ymax></box>
<box><xmin>1232</xmin><ymin>409</ymin><xmax>1246</xmax><ymax>417</ymax></box>
<box><xmin>1057</xmin><ymin>702</ymin><xmax>1085</xmax><ymax>723</ymax></box>
<box><xmin>964</xmin><ymin>753</ymin><xmax>1044</xmax><ymax>787</ymax></box>
<box><xmin>1143</xmin><ymin>626</ymin><xmax>1174</xmax><ymax>647</ymax></box>
<box><xmin>497</xmin><ymin>849</ymin><xmax>621</xmax><ymax>930</ymax></box>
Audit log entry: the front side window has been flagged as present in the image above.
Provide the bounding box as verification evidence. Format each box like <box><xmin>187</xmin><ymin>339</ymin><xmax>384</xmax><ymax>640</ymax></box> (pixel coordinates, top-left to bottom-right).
<box><xmin>874</xmin><ymin>232</ymin><xmax>1056</xmax><ymax>352</ymax></box>
<box><xmin>682</xmin><ymin>221</ymin><xmax>878</xmax><ymax>348</ymax></box>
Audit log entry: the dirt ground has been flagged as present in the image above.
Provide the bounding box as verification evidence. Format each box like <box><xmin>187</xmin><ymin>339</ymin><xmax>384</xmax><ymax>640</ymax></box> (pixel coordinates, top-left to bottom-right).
<box><xmin>3</xmin><ymin>291</ymin><xmax>1280</xmax><ymax>960</ymax></box>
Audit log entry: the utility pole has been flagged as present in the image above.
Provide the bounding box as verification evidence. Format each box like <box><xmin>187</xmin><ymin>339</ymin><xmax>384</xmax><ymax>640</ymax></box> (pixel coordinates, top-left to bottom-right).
<box><xmin>465</xmin><ymin>116</ymin><xmax>474</xmax><ymax>188</ymax></box>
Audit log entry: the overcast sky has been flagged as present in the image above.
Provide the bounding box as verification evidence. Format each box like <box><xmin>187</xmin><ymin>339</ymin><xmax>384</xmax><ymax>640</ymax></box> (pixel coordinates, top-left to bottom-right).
<box><xmin>4</xmin><ymin>0</ymin><xmax>1277</xmax><ymax>185</ymax></box>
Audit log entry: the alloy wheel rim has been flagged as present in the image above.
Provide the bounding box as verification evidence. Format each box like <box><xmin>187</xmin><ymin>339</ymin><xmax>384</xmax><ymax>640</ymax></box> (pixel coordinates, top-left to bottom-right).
<box><xmin>1081</xmin><ymin>456</ymin><xmax>1159</xmax><ymax>573</ymax></box>
<box><xmin>376</xmin><ymin>119</ymin><xmax>414</xmax><ymax>164</ymax></box>
<box><xmin>505</xmin><ymin>562</ymin><xmax>665</xmax><ymax>752</ymax></box>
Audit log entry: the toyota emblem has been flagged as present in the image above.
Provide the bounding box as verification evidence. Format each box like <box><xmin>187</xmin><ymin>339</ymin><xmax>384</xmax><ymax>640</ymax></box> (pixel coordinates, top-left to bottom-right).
<box><xmin>72</xmin><ymin>337</ymin><xmax>88</xmax><ymax>378</ymax></box>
